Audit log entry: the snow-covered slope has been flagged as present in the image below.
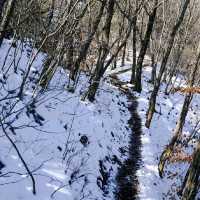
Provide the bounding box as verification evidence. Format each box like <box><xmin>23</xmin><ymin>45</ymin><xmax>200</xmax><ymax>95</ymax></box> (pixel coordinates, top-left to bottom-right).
<box><xmin>0</xmin><ymin>40</ymin><xmax>132</xmax><ymax>200</ymax></box>
<box><xmin>0</xmin><ymin>40</ymin><xmax>199</xmax><ymax>200</ymax></box>
<box><xmin>118</xmin><ymin>64</ymin><xmax>200</xmax><ymax>200</ymax></box>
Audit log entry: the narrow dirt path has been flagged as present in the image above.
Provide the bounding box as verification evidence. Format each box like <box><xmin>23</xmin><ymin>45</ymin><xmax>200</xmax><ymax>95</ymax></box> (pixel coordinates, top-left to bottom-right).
<box><xmin>110</xmin><ymin>76</ymin><xmax>142</xmax><ymax>200</ymax></box>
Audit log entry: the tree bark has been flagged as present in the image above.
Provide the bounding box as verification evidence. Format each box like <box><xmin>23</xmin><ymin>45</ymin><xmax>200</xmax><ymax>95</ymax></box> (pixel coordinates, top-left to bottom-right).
<box><xmin>158</xmin><ymin>93</ymin><xmax>193</xmax><ymax>178</ymax></box>
<box><xmin>65</xmin><ymin>36</ymin><xmax>74</xmax><ymax>70</ymax></box>
<box><xmin>121</xmin><ymin>42</ymin><xmax>126</xmax><ymax>67</ymax></box>
<box><xmin>150</xmin><ymin>54</ymin><xmax>156</xmax><ymax>84</ymax></box>
<box><xmin>158</xmin><ymin>42</ymin><xmax>200</xmax><ymax>178</ymax></box>
<box><xmin>130</xmin><ymin>14</ymin><xmax>137</xmax><ymax>84</ymax></box>
<box><xmin>70</xmin><ymin>0</ymin><xmax>107</xmax><ymax>81</ymax></box>
<box><xmin>134</xmin><ymin>0</ymin><xmax>158</xmax><ymax>92</ymax></box>
<box><xmin>0</xmin><ymin>0</ymin><xmax>16</xmax><ymax>46</ymax></box>
<box><xmin>145</xmin><ymin>0</ymin><xmax>191</xmax><ymax>128</ymax></box>
<box><xmin>0</xmin><ymin>0</ymin><xmax>7</xmax><ymax>18</ymax></box>
<box><xmin>181</xmin><ymin>142</ymin><xmax>200</xmax><ymax>200</ymax></box>
<box><xmin>85</xmin><ymin>0</ymin><xmax>115</xmax><ymax>101</ymax></box>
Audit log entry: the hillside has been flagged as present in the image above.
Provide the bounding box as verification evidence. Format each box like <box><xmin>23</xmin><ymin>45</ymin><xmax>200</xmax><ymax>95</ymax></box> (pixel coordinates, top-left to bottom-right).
<box><xmin>0</xmin><ymin>40</ymin><xmax>199</xmax><ymax>200</ymax></box>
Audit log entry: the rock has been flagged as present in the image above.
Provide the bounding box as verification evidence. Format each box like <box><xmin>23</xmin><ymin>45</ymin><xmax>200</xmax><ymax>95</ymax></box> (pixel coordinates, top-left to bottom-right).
<box><xmin>80</xmin><ymin>135</ymin><xmax>89</xmax><ymax>147</ymax></box>
<box><xmin>0</xmin><ymin>161</ymin><xmax>5</xmax><ymax>173</ymax></box>
<box><xmin>57</xmin><ymin>146</ymin><xmax>62</xmax><ymax>151</ymax></box>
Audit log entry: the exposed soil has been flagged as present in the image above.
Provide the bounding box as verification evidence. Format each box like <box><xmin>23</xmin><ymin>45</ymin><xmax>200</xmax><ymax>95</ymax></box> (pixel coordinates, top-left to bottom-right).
<box><xmin>111</xmin><ymin>76</ymin><xmax>142</xmax><ymax>200</ymax></box>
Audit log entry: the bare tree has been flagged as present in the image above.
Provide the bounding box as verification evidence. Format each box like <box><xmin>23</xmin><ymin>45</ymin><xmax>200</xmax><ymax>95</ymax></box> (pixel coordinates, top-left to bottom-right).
<box><xmin>0</xmin><ymin>0</ymin><xmax>7</xmax><ymax>17</ymax></box>
<box><xmin>145</xmin><ymin>0</ymin><xmax>191</xmax><ymax>128</ymax></box>
<box><xmin>130</xmin><ymin>0</ymin><xmax>140</xmax><ymax>84</ymax></box>
<box><xmin>0</xmin><ymin>0</ymin><xmax>16</xmax><ymax>46</ymax></box>
<box><xmin>69</xmin><ymin>0</ymin><xmax>107</xmax><ymax>82</ymax></box>
<box><xmin>181</xmin><ymin>141</ymin><xmax>200</xmax><ymax>200</ymax></box>
<box><xmin>158</xmin><ymin>41</ymin><xmax>200</xmax><ymax>178</ymax></box>
<box><xmin>84</xmin><ymin>0</ymin><xmax>115</xmax><ymax>101</ymax></box>
<box><xmin>134</xmin><ymin>0</ymin><xmax>158</xmax><ymax>92</ymax></box>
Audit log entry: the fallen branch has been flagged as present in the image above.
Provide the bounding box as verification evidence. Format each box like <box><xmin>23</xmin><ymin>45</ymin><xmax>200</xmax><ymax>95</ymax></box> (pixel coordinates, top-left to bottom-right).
<box><xmin>0</xmin><ymin>119</ymin><xmax>36</xmax><ymax>195</ymax></box>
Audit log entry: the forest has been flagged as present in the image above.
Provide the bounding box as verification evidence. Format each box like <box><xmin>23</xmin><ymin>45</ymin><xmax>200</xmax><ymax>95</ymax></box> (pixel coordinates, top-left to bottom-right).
<box><xmin>0</xmin><ymin>0</ymin><xmax>199</xmax><ymax>199</ymax></box>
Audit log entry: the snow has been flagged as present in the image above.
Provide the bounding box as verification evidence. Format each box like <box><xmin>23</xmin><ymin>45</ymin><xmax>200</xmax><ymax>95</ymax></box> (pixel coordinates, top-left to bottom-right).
<box><xmin>0</xmin><ymin>39</ymin><xmax>199</xmax><ymax>199</ymax></box>
<box><xmin>117</xmin><ymin>64</ymin><xmax>200</xmax><ymax>199</ymax></box>
<box><xmin>0</xmin><ymin>39</ymin><xmax>131</xmax><ymax>199</ymax></box>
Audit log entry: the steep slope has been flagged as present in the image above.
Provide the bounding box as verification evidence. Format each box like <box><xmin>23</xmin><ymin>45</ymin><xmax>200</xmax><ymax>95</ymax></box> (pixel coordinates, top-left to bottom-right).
<box><xmin>0</xmin><ymin>39</ymin><xmax>135</xmax><ymax>200</ymax></box>
<box><xmin>117</xmin><ymin>64</ymin><xmax>200</xmax><ymax>199</ymax></box>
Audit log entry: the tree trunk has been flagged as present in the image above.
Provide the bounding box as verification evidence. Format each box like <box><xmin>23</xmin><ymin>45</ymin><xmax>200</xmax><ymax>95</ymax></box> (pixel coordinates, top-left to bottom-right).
<box><xmin>164</xmin><ymin>39</ymin><xmax>186</xmax><ymax>94</ymax></box>
<box><xmin>121</xmin><ymin>42</ymin><xmax>126</xmax><ymax>67</ymax></box>
<box><xmin>158</xmin><ymin>93</ymin><xmax>193</xmax><ymax>178</ymax></box>
<box><xmin>164</xmin><ymin>67</ymin><xmax>176</xmax><ymax>95</ymax></box>
<box><xmin>46</xmin><ymin>0</ymin><xmax>55</xmax><ymax>28</ymax></box>
<box><xmin>0</xmin><ymin>0</ymin><xmax>7</xmax><ymax>18</ymax></box>
<box><xmin>111</xmin><ymin>21</ymin><xmax>122</xmax><ymax>70</ymax></box>
<box><xmin>38</xmin><ymin>2</ymin><xmax>88</xmax><ymax>89</ymax></box>
<box><xmin>65</xmin><ymin>36</ymin><xmax>74</xmax><ymax>70</ymax></box>
<box><xmin>130</xmin><ymin>14</ymin><xmax>137</xmax><ymax>84</ymax></box>
<box><xmin>85</xmin><ymin>0</ymin><xmax>115</xmax><ymax>101</ymax></box>
<box><xmin>134</xmin><ymin>0</ymin><xmax>158</xmax><ymax>92</ymax></box>
<box><xmin>0</xmin><ymin>0</ymin><xmax>16</xmax><ymax>46</ymax></box>
<box><xmin>38</xmin><ymin>55</ymin><xmax>54</xmax><ymax>88</ymax></box>
<box><xmin>150</xmin><ymin>54</ymin><xmax>156</xmax><ymax>84</ymax></box>
<box><xmin>181</xmin><ymin>142</ymin><xmax>200</xmax><ymax>200</ymax></box>
<box><xmin>86</xmin><ymin>22</ymin><xmax>133</xmax><ymax>101</ymax></box>
<box><xmin>70</xmin><ymin>0</ymin><xmax>106</xmax><ymax>81</ymax></box>
<box><xmin>145</xmin><ymin>0</ymin><xmax>191</xmax><ymax>128</ymax></box>
<box><xmin>86</xmin><ymin>57</ymin><xmax>104</xmax><ymax>101</ymax></box>
<box><xmin>158</xmin><ymin>42</ymin><xmax>200</xmax><ymax>177</ymax></box>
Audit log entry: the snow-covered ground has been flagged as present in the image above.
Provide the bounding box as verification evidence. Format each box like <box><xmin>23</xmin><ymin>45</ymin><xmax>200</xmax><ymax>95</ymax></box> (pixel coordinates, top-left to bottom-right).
<box><xmin>0</xmin><ymin>40</ymin><xmax>199</xmax><ymax>200</ymax></box>
<box><xmin>0</xmin><ymin>39</ymin><xmax>132</xmax><ymax>200</ymax></box>
<box><xmin>118</xmin><ymin>63</ymin><xmax>200</xmax><ymax>200</ymax></box>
